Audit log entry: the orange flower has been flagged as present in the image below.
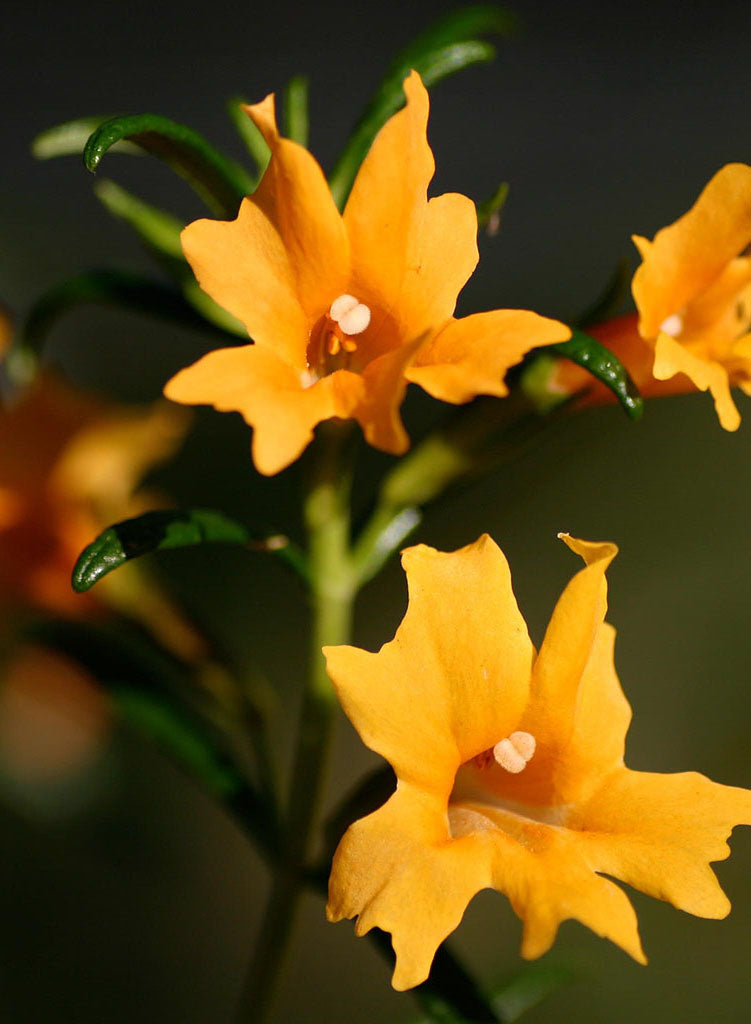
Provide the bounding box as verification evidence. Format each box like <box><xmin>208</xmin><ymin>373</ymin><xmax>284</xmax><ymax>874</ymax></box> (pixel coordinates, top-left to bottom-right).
<box><xmin>164</xmin><ymin>72</ymin><xmax>570</xmax><ymax>475</ymax></box>
<box><xmin>324</xmin><ymin>534</ymin><xmax>751</xmax><ymax>990</ymax></box>
<box><xmin>0</xmin><ymin>371</ymin><xmax>191</xmax><ymax>638</ymax></box>
<box><xmin>553</xmin><ymin>165</ymin><xmax>751</xmax><ymax>426</ymax></box>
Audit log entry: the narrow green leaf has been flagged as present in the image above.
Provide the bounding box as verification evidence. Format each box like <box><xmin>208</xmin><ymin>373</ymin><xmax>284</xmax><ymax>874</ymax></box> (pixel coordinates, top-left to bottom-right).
<box><xmin>32</xmin><ymin>116</ymin><xmax>141</xmax><ymax>159</ymax></box>
<box><xmin>83</xmin><ymin>114</ymin><xmax>255</xmax><ymax>217</ymax></box>
<box><xmin>329</xmin><ymin>5</ymin><xmax>515</xmax><ymax>207</ymax></box>
<box><xmin>227</xmin><ymin>96</ymin><xmax>271</xmax><ymax>178</ymax></box>
<box><xmin>72</xmin><ymin>508</ymin><xmax>308</xmax><ymax>593</ymax></box>
<box><xmin>476</xmin><ymin>181</ymin><xmax>509</xmax><ymax>235</ymax></box>
<box><xmin>283</xmin><ymin>75</ymin><xmax>310</xmax><ymax>147</ymax></box>
<box><xmin>552</xmin><ymin>328</ymin><xmax>643</xmax><ymax>420</ymax></box>
<box><xmin>95</xmin><ymin>178</ymin><xmax>184</xmax><ymax>265</ymax></box>
<box><xmin>15</xmin><ymin>269</ymin><xmax>225</xmax><ymax>374</ymax></box>
<box><xmin>492</xmin><ymin>964</ymin><xmax>573</xmax><ymax>1022</ymax></box>
<box><xmin>577</xmin><ymin>259</ymin><xmax>632</xmax><ymax>329</ymax></box>
<box><xmin>22</xmin><ymin>618</ymin><xmax>279</xmax><ymax>858</ymax></box>
<box><xmin>113</xmin><ymin>687</ymin><xmax>239</xmax><ymax>796</ymax></box>
<box><xmin>93</xmin><ymin>179</ymin><xmax>246</xmax><ymax>336</ymax></box>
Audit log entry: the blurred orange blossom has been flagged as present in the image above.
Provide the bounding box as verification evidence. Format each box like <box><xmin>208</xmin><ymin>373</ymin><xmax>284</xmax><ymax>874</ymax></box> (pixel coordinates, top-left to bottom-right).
<box><xmin>324</xmin><ymin>534</ymin><xmax>751</xmax><ymax>990</ymax></box>
<box><xmin>164</xmin><ymin>72</ymin><xmax>571</xmax><ymax>474</ymax></box>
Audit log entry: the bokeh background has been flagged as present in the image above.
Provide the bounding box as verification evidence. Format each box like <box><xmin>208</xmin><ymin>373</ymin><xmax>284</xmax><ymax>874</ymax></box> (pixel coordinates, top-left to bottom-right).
<box><xmin>2</xmin><ymin>0</ymin><xmax>751</xmax><ymax>1020</ymax></box>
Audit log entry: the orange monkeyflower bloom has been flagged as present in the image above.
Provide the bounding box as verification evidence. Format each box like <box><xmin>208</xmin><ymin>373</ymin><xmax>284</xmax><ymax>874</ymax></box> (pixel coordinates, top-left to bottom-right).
<box><xmin>164</xmin><ymin>72</ymin><xmax>570</xmax><ymax>475</ymax></box>
<box><xmin>324</xmin><ymin>534</ymin><xmax>751</xmax><ymax>990</ymax></box>
<box><xmin>553</xmin><ymin>164</ymin><xmax>751</xmax><ymax>427</ymax></box>
<box><xmin>0</xmin><ymin>371</ymin><xmax>198</xmax><ymax>656</ymax></box>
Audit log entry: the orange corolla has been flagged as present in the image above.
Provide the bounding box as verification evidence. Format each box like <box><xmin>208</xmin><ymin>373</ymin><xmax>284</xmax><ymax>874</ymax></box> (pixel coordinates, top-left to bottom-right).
<box><xmin>0</xmin><ymin>371</ymin><xmax>190</xmax><ymax>638</ymax></box>
<box><xmin>324</xmin><ymin>534</ymin><xmax>751</xmax><ymax>990</ymax></box>
<box><xmin>164</xmin><ymin>72</ymin><xmax>570</xmax><ymax>475</ymax></box>
<box><xmin>553</xmin><ymin>164</ymin><xmax>751</xmax><ymax>427</ymax></box>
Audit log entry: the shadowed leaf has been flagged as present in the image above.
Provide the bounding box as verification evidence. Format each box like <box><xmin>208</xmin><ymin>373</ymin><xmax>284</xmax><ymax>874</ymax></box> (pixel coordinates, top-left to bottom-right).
<box><xmin>72</xmin><ymin>508</ymin><xmax>307</xmax><ymax>593</ymax></box>
<box><xmin>329</xmin><ymin>5</ymin><xmax>516</xmax><ymax>207</ymax></box>
<box><xmin>83</xmin><ymin>113</ymin><xmax>255</xmax><ymax>217</ymax></box>
<box><xmin>552</xmin><ymin>328</ymin><xmax>643</xmax><ymax>420</ymax></box>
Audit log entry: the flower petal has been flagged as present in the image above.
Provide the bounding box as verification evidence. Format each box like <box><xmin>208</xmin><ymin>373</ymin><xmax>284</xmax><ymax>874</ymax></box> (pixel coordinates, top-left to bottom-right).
<box><xmin>181</xmin><ymin>94</ymin><xmax>349</xmax><ymax>367</ymax></box>
<box><xmin>344</xmin><ymin>72</ymin><xmax>437</xmax><ymax>331</ymax></box>
<box><xmin>653</xmin><ymin>332</ymin><xmax>740</xmax><ymax>430</ymax></box>
<box><xmin>164</xmin><ymin>344</ymin><xmax>361</xmax><ymax>475</ymax></box>
<box><xmin>327</xmin><ymin>782</ymin><xmax>495</xmax><ymax>991</ymax></box>
<box><xmin>523</xmin><ymin>536</ymin><xmax>617</xmax><ymax>753</ymax></box>
<box><xmin>243</xmin><ymin>93</ymin><xmax>351</xmax><ymax>323</ymax></box>
<box><xmin>406</xmin><ymin>310</ymin><xmax>571</xmax><ymax>403</ymax></box>
<box><xmin>574</xmin><ymin>768</ymin><xmax>751</xmax><ymax>919</ymax></box>
<box><xmin>633</xmin><ymin>163</ymin><xmax>751</xmax><ymax>338</ymax></box>
<box><xmin>323</xmin><ymin>535</ymin><xmax>535</xmax><ymax>794</ymax></box>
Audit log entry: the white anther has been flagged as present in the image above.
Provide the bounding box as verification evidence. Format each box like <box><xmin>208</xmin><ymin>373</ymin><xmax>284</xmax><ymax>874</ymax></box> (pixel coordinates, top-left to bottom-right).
<box><xmin>660</xmin><ymin>313</ymin><xmax>684</xmax><ymax>338</ymax></box>
<box><xmin>493</xmin><ymin>731</ymin><xmax>536</xmax><ymax>774</ymax></box>
<box><xmin>329</xmin><ymin>294</ymin><xmax>371</xmax><ymax>336</ymax></box>
<box><xmin>329</xmin><ymin>294</ymin><xmax>360</xmax><ymax>322</ymax></box>
<box><xmin>338</xmin><ymin>303</ymin><xmax>371</xmax><ymax>336</ymax></box>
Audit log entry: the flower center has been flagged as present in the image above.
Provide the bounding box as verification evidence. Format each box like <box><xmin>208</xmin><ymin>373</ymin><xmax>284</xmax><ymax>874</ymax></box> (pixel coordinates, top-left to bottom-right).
<box><xmin>304</xmin><ymin>294</ymin><xmax>372</xmax><ymax>386</ymax></box>
<box><xmin>492</xmin><ymin>731</ymin><xmax>536</xmax><ymax>773</ymax></box>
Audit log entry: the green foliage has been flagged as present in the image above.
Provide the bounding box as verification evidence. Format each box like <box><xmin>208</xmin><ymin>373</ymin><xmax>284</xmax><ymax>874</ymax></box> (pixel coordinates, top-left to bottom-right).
<box><xmin>328</xmin><ymin>5</ymin><xmax>516</xmax><ymax>207</ymax></box>
<box><xmin>283</xmin><ymin>75</ymin><xmax>310</xmax><ymax>147</ymax></box>
<box><xmin>93</xmin><ymin>179</ymin><xmax>246</xmax><ymax>336</ymax></box>
<box><xmin>227</xmin><ymin>96</ymin><xmax>271</xmax><ymax>177</ymax></box>
<box><xmin>72</xmin><ymin>508</ymin><xmax>308</xmax><ymax>593</ymax></box>
<box><xmin>83</xmin><ymin>113</ymin><xmax>255</xmax><ymax>217</ymax></box>
<box><xmin>551</xmin><ymin>329</ymin><xmax>643</xmax><ymax>420</ymax></box>
<box><xmin>72</xmin><ymin>508</ymin><xmax>259</xmax><ymax>592</ymax></box>
<box><xmin>492</xmin><ymin>964</ymin><xmax>574</xmax><ymax>1022</ymax></box>
<box><xmin>113</xmin><ymin>687</ymin><xmax>238</xmax><ymax>797</ymax></box>
<box><xmin>31</xmin><ymin>116</ymin><xmax>141</xmax><ymax>159</ymax></box>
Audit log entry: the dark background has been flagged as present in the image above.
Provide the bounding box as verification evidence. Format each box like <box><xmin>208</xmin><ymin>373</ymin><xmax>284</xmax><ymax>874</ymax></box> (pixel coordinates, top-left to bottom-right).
<box><xmin>2</xmin><ymin>0</ymin><xmax>751</xmax><ymax>1021</ymax></box>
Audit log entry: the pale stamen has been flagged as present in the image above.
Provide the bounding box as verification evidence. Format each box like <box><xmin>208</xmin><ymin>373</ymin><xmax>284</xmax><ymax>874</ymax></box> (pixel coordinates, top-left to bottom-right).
<box><xmin>660</xmin><ymin>312</ymin><xmax>684</xmax><ymax>338</ymax></box>
<box><xmin>493</xmin><ymin>731</ymin><xmax>536</xmax><ymax>774</ymax></box>
<box><xmin>329</xmin><ymin>294</ymin><xmax>371</xmax><ymax>338</ymax></box>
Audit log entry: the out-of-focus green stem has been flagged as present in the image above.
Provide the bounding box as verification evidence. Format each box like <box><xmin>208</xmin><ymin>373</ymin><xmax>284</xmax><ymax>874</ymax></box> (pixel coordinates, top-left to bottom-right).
<box><xmin>236</xmin><ymin>423</ymin><xmax>356</xmax><ymax>1023</ymax></box>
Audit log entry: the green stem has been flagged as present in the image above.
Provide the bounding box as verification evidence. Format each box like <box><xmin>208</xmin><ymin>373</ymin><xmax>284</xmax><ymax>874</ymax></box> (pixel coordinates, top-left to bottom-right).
<box><xmin>236</xmin><ymin>424</ymin><xmax>356</xmax><ymax>1023</ymax></box>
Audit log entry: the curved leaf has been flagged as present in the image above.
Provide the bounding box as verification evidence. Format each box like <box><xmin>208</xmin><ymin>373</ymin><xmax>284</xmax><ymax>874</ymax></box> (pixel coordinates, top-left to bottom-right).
<box><xmin>72</xmin><ymin>508</ymin><xmax>308</xmax><ymax>593</ymax></box>
<box><xmin>227</xmin><ymin>96</ymin><xmax>271</xmax><ymax>177</ymax></box>
<box><xmin>552</xmin><ymin>328</ymin><xmax>643</xmax><ymax>420</ymax></box>
<box><xmin>83</xmin><ymin>114</ymin><xmax>255</xmax><ymax>217</ymax></box>
<box><xmin>329</xmin><ymin>5</ymin><xmax>516</xmax><ymax>207</ymax></box>
<box><xmin>93</xmin><ymin>180</ymin><xmax>246</xmax><ymax>336</ymax></box>
<box><xmin>32</xmin><ymin>116</ymin><xmax>141</xmax><ymax>159</ymax></box>
<box><xmin>13</xmin><ymin>269</ymin><xmax>225</xmax><ymax>377</ymax></box>
<box><xmin>283</xmin><ymin>75</ymin><xmax>310</xmax><ymax>147</ymax></box>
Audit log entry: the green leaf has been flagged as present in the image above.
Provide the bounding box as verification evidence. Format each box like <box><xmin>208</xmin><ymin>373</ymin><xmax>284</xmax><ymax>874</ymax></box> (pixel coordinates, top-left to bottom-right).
<box><xmin>72</xmin><ymin>508</ymin><xmax>308</xmax><ymax>593</ymax></box>
<box><xmin>113</xmin><ymin>686</ymin><xmax>238</xmax><ymax>797</ymax></box>
<box><xmin>552</xmin><ymin>328</ymin><xmax>643</xmax><ymax>420</ymax></box>
<box><xmin>227</xmin><ymin>96</ymin><xmax>271</xmax><ymax>178</ymax></box>
<box><xmin>328</xmin><ymin>5</ymin><xmax>516</xmax><ymax>207</ymax></box>
<box><xmin>476</xmin><ymin>181</ymin><xmax>509</xmax><ymax>235</ymax></box>
<box><xmin>32</xmin><ymin>116</ymin><xmax>141</xmax><ymax>159</ymax></box>
<box><xmin>83</xmin><ymin>114</ymin><xmax>255</xmax><ymax>218</ymax></box>
<box><xmin>491</xmin><ymin>964</ymin><xmax>573</xmax><ymax>1022</ymax></box>
<box><xmin>93</xmin><ymin>179</ymin><xmax>246</xmax><ymax>336</ymax></box>
<box><xmin>22</xmin><ymin>618</ymin><xmax>279</xmax><ymax>858</ymax></box>
<box><xmin>95</xmin><ymin>178</ymin><xmax>185</xmax><ymax>266</ymax></box>
<box><xmin>13</xmin><ymin>269</ymin><xmax>225</xmax><ymax>378</ymax></box>
<box><xmin>283</xmin><ymin>75</ymin><xmax>310</xmax><ymax>147</ymax></box>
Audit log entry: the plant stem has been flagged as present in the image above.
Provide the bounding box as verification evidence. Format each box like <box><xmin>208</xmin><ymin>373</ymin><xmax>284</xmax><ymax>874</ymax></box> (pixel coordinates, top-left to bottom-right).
<box><xmin>236</xmin><ymin>423</ymin><xmax>356</xmax><ymax>1023</ymax></box>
